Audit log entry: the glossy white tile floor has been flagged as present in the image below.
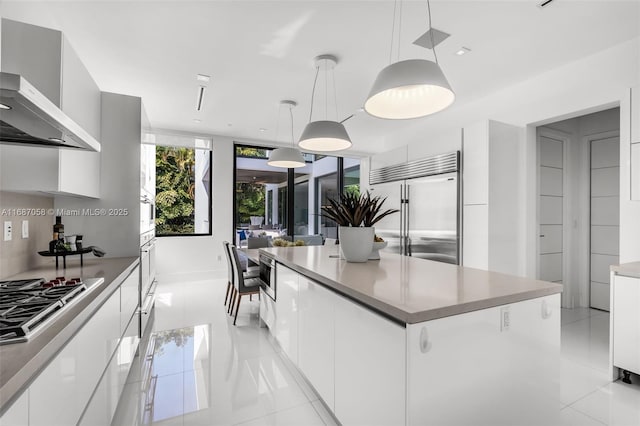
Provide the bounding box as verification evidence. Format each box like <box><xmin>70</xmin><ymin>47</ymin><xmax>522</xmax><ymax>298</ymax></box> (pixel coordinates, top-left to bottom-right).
<box><xmin>113</xmin><ymin>278</ymin><xmax>640</xmax><ymax>425</ymax></box>
<box><xmin>112</xmin><ymin>276</ymin><xmax>335</xmax><ymax>426</ymax></box>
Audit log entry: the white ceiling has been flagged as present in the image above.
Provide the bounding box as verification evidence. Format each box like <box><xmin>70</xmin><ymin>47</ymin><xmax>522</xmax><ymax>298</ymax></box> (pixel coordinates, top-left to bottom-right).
<box><xmin>1</xmin><ymin>0</ymin><xmax>638</xmax><ymax>155</ymax></box>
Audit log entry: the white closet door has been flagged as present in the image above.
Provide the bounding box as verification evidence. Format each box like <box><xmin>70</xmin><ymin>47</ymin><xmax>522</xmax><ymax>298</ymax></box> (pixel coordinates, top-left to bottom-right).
<box><xmin>538</xmin><ymin>136</ymin><xmax>564</xmax><ymax>286</ymax></box>
<box><xmin>590</xmin><ymin>136</ymin><xmax>620</xmax><ymax>311</ymax></box>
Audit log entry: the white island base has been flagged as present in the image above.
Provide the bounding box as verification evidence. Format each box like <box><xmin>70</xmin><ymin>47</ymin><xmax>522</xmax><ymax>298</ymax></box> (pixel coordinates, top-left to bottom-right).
<box><xmin>258</xmin><ymin>247</ymin><xmax>562</xmax><ymax>426</ymax></box>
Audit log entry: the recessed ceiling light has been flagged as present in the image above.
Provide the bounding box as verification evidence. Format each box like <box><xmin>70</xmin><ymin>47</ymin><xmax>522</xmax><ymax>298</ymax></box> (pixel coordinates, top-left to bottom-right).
<box><xmin>0</xmin><ymin>103</ymin><xmax>11</xmax><ymax>110</ymax></box>
<box><xmin>193</xmin><ymin>119</ymin><xmax>202</xmax><ymax>123</ymax></box>
<box><xmin>196</xmin><ymin>74</ymin><xmax>210</xmax><ymax>83</ymax></box>
<box><xmin>455</xmin><ymin>47</ymin><xmax>471</xmax><ymax>56</ymax></box>
<box><xmin>259</xmin><ymin>128</ymin><xmax>267</xmax><ymax>132</ymax></box>
<box><xmin>49</xmin><ymin>137</ymin><xmax>64</xmax><ymax>143</ymax></box>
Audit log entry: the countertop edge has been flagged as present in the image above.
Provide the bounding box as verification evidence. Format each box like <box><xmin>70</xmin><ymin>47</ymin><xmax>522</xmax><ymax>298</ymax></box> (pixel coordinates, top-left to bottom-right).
<box><xmin>0</xmin><ymin>257</ymin><xmax>139</xmax><ymax>415</ymax></box>
<box><xmin>611</xmin><ymin>261</ymin><xmax>640</xmax><ymax>279</ymax></box>
<box><xmin>268</xmin><ymin>251</ymin><xmax>562</xmax><ymax>325</ymax></box>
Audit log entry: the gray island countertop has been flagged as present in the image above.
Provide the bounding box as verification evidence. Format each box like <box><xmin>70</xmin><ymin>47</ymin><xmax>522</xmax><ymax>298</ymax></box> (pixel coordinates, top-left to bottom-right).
<box><xmin>258</xmin><ymin>245</ymin><xmax>563</xmax><ymax>324</ymax></box>
<box><xmin>0</xmin><ymin>257</ymin><xmax>139</xmax><ymax>413</ymax></box>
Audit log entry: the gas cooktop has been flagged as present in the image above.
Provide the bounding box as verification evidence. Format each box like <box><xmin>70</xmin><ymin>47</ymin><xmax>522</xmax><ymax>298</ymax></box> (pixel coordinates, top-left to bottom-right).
<box><xmin>0</xmin><ymin>276</ymin><xmax>104</xmax><ymax>345</ymax></box>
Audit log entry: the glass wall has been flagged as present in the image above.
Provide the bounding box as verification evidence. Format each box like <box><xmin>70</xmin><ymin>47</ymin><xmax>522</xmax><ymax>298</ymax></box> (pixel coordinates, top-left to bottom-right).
<box><xmin>234</xmin><ymin>143</ymin><xmax>360</xmax><ymax>245</ymax></box>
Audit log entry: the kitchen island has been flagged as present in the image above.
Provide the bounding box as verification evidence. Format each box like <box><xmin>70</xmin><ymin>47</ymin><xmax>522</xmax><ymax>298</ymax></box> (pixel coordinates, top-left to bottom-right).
<box><xmin>257</xmin><ymin>245</ymin><xmax>563</xmax><ymax>426</ymax></box>
<box><xmin>0</xmin><ymin>257</ymin><xmax>139</xmax><ymax>424</ymax></box>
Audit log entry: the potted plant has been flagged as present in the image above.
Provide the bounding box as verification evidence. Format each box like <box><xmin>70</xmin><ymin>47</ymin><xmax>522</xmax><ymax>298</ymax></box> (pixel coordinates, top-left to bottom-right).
<box><xmin>321</xmin><ymin>191</ymin><xmax>398</xmax><ymax>262</ymax></box>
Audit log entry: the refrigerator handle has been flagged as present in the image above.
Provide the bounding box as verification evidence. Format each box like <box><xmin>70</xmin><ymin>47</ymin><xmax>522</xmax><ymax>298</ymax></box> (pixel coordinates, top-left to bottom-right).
<box><xmin>406</xmin><ymin>184</ymin><xmax>411</xmax><ymax>256</ymax></box>
<box><xmin>399</xmin><ymin>183</ymin><xmax>404</xmax><ymax>255</ymax></box>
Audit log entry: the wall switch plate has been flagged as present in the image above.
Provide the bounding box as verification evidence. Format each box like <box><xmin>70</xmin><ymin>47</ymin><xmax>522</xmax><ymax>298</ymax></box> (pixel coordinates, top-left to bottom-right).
<box><xmin>4</xmin><ymin>221</ymin><xmax>12</xmax><ymax>241</ymax></box>
<box><xmin>500</xmin><ymin>306</ymin><xmax>510</xmax><ymax>332</ymax></box>
<box><xmin>21</xmin><ymin>220</ymin><xmax>29</xmax><ymax>239</ymax></box>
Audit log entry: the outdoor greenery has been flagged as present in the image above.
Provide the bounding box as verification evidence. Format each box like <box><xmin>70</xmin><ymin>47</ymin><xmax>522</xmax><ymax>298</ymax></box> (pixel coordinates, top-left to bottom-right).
<box><xmin>156</xmin><ymin>146</ymin><xmax>196</xmax><ymax>235</ymax></box>
<box><xmin>236</xmin><ymin>183</ymin><xmax>266</xmax><ymax>224</ymax></box>
<box><xmin>236</xmin><ymin>146</ymin><xmax>268</xmax><ymax>158</ymax></box>
<box><xmin>235</xmin><ymin>147</ymin><xmax>267</xmax><ymax>224</ymax></box>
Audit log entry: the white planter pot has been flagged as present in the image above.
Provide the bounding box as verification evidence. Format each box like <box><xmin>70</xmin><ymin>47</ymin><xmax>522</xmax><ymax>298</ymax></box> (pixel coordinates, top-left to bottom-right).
<box><xmin>338</xmin><ymin>226</ymin><xmax>374</xmax><ymax>263</ymax></box>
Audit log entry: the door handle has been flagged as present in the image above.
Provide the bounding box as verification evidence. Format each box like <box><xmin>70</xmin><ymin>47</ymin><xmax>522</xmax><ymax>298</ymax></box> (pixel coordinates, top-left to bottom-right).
<box><xmin>419</xmin><ymin>326</ymin><xmax>432</xmax><ymax>353</ymax></box>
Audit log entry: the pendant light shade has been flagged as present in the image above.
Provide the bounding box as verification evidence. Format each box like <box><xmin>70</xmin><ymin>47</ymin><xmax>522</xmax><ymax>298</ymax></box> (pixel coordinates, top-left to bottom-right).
<box><xmin>267</xmin><ymin>146</ymin><xmax>306</xmax><ymax>168</ymax></box>
<box><xmin>267</xmin><ymin>100</ymin><xmax>306</xmax><ymax>169</ymax></box>
<box><xmin>298</xmin><ymin>120</ymin><xmax>352</xmax><ymax>151</ymax></box>
<box><xmin>298</xmin><ymin>54</ymin><xmax>352</xmax><ymax>152</ymax></box>
<box><xmin>364</xmin><ymin>0</ymin><xmax>455</xmax><ymax>120</ymax></box>
<box><xmin>364</xmin><ymin>59</ymin><xmax>455</xmax><ymax>119</ymax></box>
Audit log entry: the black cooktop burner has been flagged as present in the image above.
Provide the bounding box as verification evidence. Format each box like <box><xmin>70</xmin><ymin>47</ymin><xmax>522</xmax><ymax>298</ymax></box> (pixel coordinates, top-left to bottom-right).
<box><xmin>0</xmin><ymin>278</ymin><xmax>88</xmax><ymax>344</ymax></box>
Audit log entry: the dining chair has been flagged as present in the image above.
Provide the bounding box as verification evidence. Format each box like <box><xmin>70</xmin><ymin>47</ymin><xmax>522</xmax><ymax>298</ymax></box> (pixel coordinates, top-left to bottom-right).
<box><xmin>227</xmin><ymin>244</ymin><xmax>262</xmax><ymax>325</ymax></box>
<box><xmin>223</xmin><ymin>242</ymin><xmax>258</xmax><ymax>310</ymax></box>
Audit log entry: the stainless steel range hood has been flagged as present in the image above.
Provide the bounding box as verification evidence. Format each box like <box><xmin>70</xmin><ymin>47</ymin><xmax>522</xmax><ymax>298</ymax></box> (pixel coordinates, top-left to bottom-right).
<box><xmin>0</xmin><ymin>72</ymin><xmax>101</xmax><ymax>151</ymax></box>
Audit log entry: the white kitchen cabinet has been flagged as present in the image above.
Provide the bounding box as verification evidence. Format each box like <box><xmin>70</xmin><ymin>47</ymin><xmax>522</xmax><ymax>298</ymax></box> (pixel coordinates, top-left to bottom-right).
<box><xmin>1</xmin><ymin>18</ymin><xmax>100</xmax><ymax>139</ymax></box>
<box><xmin>612</xmin><ymin>275</ymin><xmax>640</xmax><ymax>377</ymax></box>
<box><xmin>73</xmin><ymin>287</ymin><xmax>121</xmax><ymax>419</ymax></box>
<box><xmin>631</xmin><ymin>86</ymin><xmax>640</xmax><ymax>144</ymax></box>
<box><xmin>29</xmin><ymin>336</ymin><xmax>80</xmax><ymax>426</ymax></box>
<box><xmin>79</xmin><ymin>342</ymin><xmax>129</xmax><ymax>426</ymax></box>
<box><xmin>462</xmin><ymin>120</ymin><xmax>522</xmax><ymax>275</ymax></box>
<box><xmin>406</xmin><ymin>294</ymin><xmax>560</xmax><ymax>426</ymax></box>
<box><xmin>120</xmin><ymin>267</ymin><xmax>140</xmax><ymax>336</ymax></box>
<box><xmin>297</xmin><ymin>277</ymin><xmax>335</xmax><ymax>409</ymax></box>
<box><xmin>334</xmin><ymin>296</ymin><xmax>406</xmax><ymax>426</ymax></box>
<box><xmin>0</xmin><ymin>19</ymin><xmax>101</xmax><ymax>198</ymax></box>
<box><xmin>632</xmin><ymin>142</ymin><xmax>640</xmax><ymax>201</ymax></box>
<box><xmin>0</xmin><ymin>145</ymin><xmax>100</xmax><ymax>198</ymax></box>
<box><xmin>0</xmin><ymin>389</ymin><xmax>29</xmax><ymax>426</ymax></box>
<box><xmin>13</xmin><ymin>264</ymin><xmax>139</xmax><ymax>426</ymax></box>
<box><xmin>273</xmin><ymin>264</ymin><xmax>299</xmax><ymax>364</ymax></box>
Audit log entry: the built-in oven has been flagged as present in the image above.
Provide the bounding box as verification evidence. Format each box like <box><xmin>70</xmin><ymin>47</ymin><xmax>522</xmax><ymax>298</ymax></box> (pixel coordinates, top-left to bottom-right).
<box><xmin>259</xmin><ymin>252</ymin><xmax>276</xmax><ymax>300</ymax></box>
<box><xmin>140</xmin><ymin>230</ymin><xmax>156</xmax><ymax>338</ymax></box>
<box><xmin>140</xmin><ymin>194</ymin><xmax>155</xmax><ymax>235</ymax></box>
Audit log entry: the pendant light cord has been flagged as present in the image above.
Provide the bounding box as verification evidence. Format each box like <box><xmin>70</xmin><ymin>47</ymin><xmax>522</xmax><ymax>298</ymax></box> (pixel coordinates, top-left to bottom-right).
<box><xmin>308</xmin><ymin>65</ymin><xmax>320</xmax><ymax>122</ymax></box>
<box><xmin>274</xmin><ymin>103</ymin><xmax>282</xmax><ymax>144</ymax></box>
<box><xmin>427</xmin><ymin>0</ymin><xmax>439</xmax><ymax>64</ymax></box>
<box><xmin>389</xmin><ymin>0</ymin><xmax>398</xmax><ymax>64</ymax></box>
<box><xmin>397</xmin><ymin>0</ymin><xmax>403</xmax><ymax>62</ymax></box>
<box><xmin>289</xmin><ymin>105</ymin><xmax>295</xmax><ymax>147</ymax></box>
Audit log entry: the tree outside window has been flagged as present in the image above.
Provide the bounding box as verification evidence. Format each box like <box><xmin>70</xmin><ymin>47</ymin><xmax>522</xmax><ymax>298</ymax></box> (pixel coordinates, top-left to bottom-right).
<box><xmin>156</xmin><ymin>146</ymin><xmax>212</xmax><ymax>236</ymax></box>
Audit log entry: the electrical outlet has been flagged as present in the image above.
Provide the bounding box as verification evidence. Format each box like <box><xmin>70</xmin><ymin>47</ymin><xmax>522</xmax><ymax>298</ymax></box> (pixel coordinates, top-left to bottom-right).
<box><xmin>500</xmin><ymin>306</ymin><xmax>510</xmax><ymax>332</ymax></box>
<box><xmin>3</xmin><ymin>221</ymin><xmax>12</xmax><ymax>241</ymax></box>
<box><xmin>21</xmin><ymin>220</ymin><xmax>29</xmax><ymax>239</ymax></box>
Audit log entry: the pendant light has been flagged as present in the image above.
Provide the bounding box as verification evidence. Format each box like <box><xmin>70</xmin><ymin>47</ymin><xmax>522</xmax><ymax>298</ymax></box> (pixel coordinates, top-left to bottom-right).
<box><xmin>364</xmin><ymin>0</ymin><xmax>455</xmax><ymax>120</ymax></box>
<box><xmin>298</xmin><ymin>54</ymin><xmax>352</xmax><ymax>152</ymax></box>
<box><xmin>267</xmin><ymin>100</ymin><xmax>306</xmax><ymax>169</ymax></box>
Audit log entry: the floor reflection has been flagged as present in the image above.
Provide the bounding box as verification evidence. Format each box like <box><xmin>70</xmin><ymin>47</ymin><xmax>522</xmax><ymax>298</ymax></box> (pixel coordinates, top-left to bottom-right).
<box><xmin>144</xmin><ymin>324</ymin><xmax>212</xmax><ymax>424</ymax></box>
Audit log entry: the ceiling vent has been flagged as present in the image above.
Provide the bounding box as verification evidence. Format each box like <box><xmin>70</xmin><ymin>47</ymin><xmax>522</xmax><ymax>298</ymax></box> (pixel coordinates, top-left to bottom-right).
<box><xmin>413</xmin><ymin>28</ymin><xmax>450</xmax><ymax>49</ymax></box>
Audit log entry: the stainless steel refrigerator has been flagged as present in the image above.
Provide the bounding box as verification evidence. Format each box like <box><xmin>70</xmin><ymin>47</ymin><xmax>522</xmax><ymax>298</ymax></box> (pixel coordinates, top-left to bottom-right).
<box><xmin>369</xmin><ymin>151</ymin><xmax>461</xmax><ymax>264</ymax></box>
